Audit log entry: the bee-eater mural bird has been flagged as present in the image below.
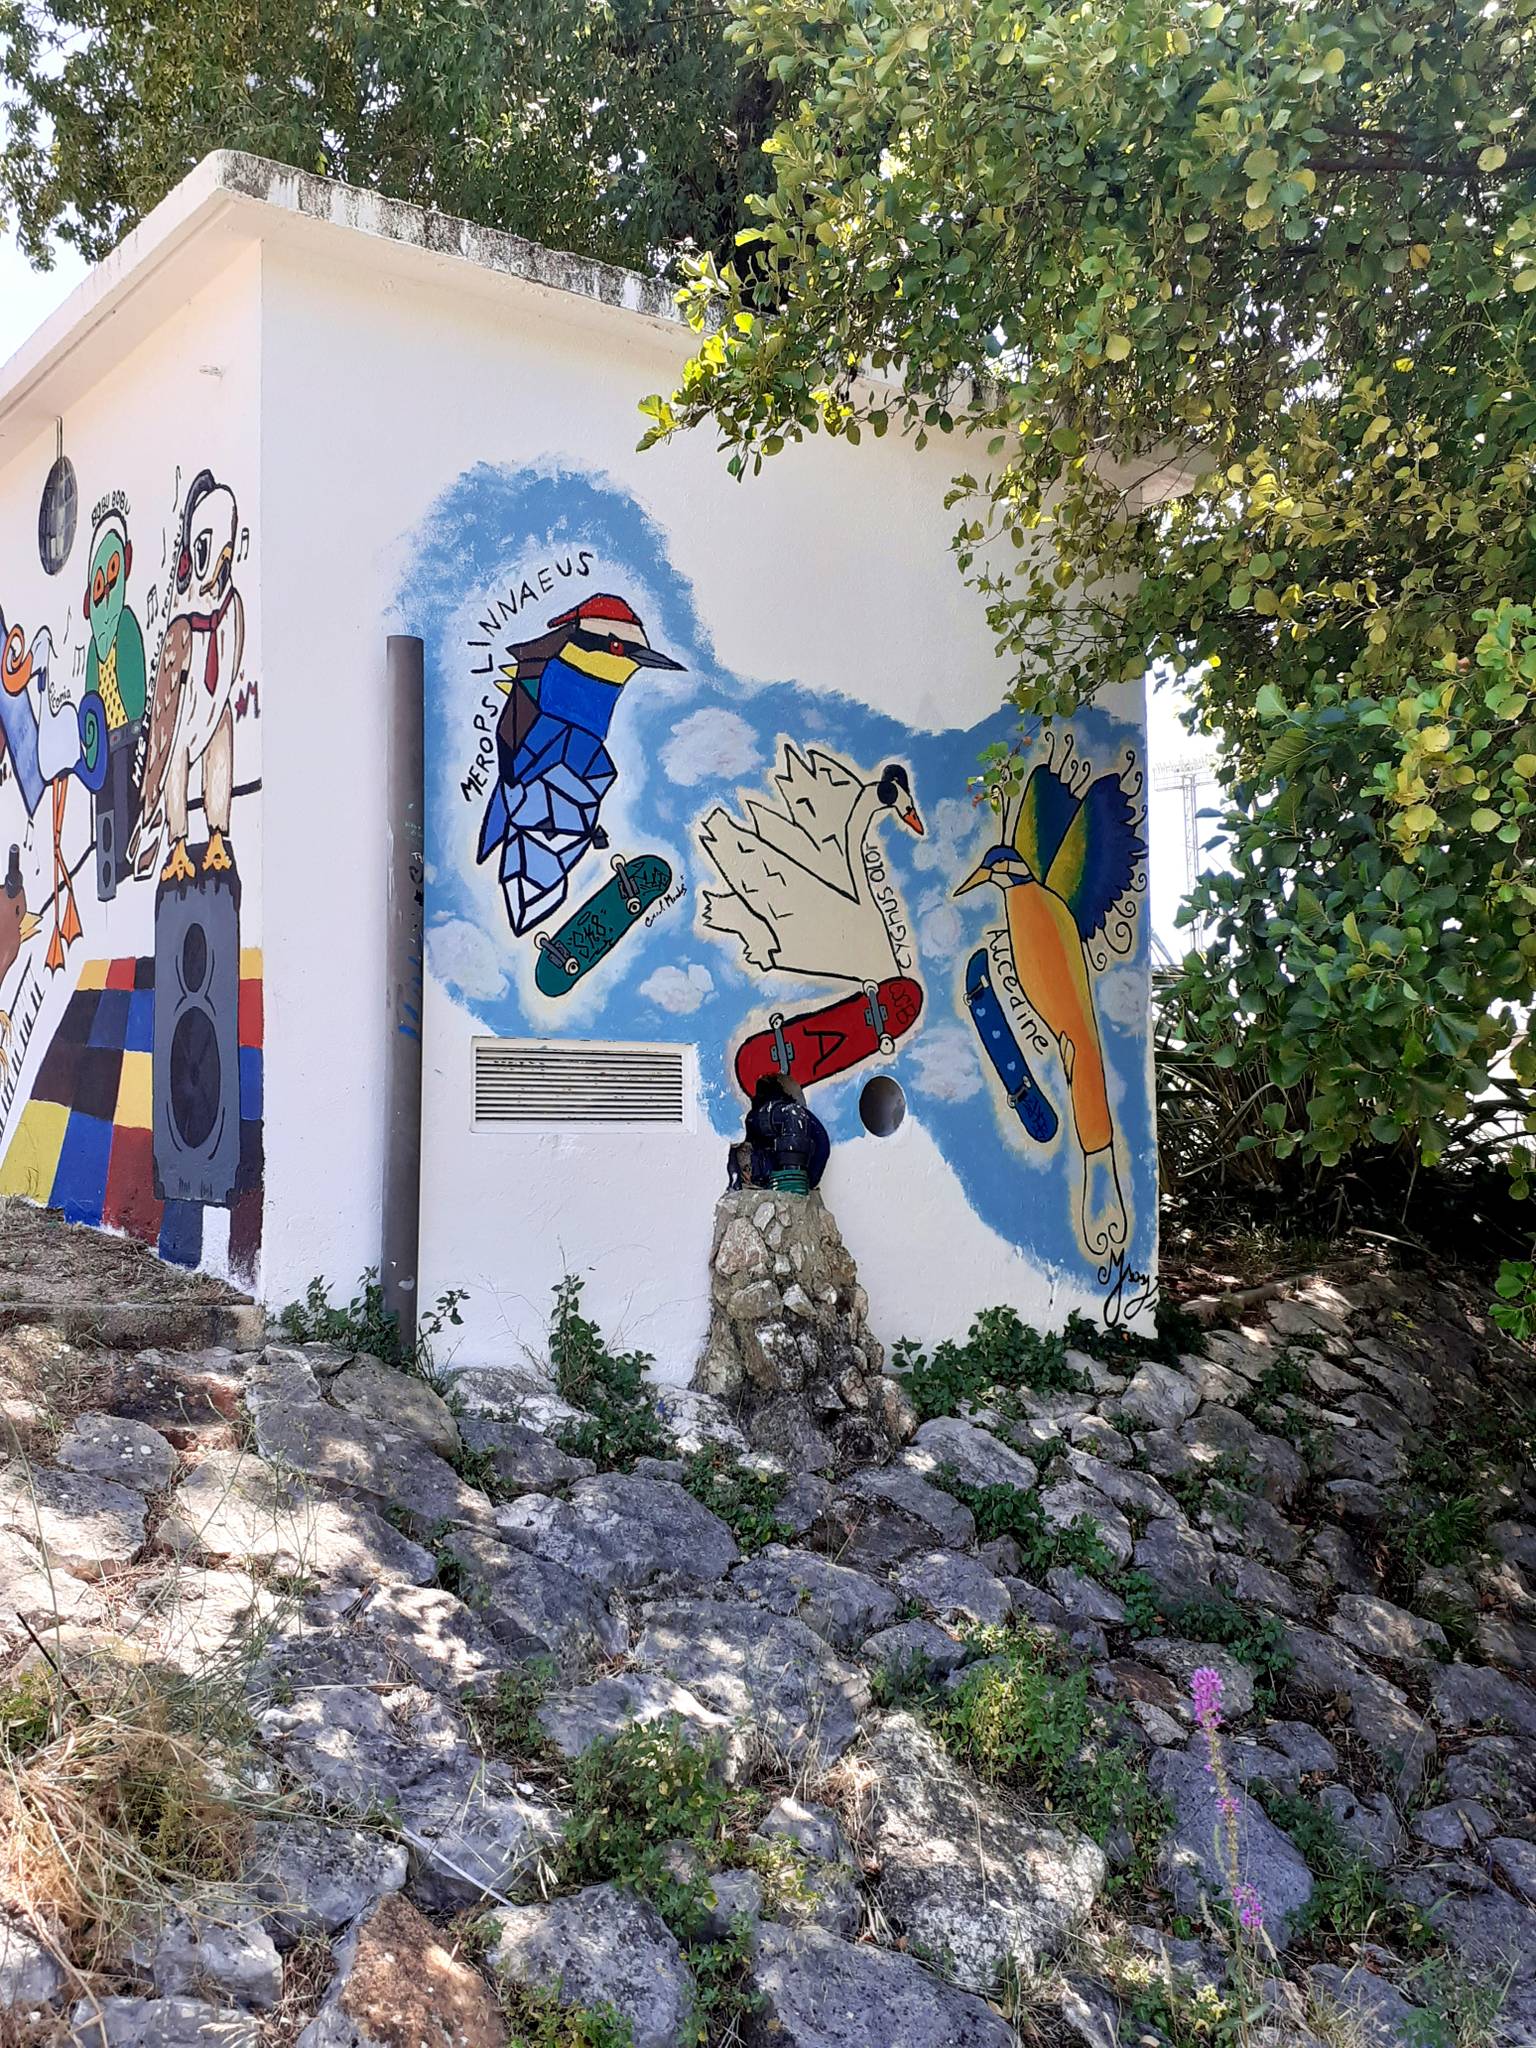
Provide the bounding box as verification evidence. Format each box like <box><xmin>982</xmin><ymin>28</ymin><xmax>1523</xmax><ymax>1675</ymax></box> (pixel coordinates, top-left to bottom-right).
<box><xmin>955</xmin><ymin>755</ymin><xmax>1145</xmax><ymax>1259</ymax></box>
<box><xmin>477</xmin><ymin>593</ymin><xmax>684</xmax><ymax>936</ymax></box>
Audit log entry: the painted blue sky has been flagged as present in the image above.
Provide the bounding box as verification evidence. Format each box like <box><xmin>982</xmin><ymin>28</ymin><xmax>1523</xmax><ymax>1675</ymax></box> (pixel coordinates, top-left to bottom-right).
<box><xmin>401</xmin><ymin>464</ymin><xmax>1155</xmax><ymax>1303</ymax></box>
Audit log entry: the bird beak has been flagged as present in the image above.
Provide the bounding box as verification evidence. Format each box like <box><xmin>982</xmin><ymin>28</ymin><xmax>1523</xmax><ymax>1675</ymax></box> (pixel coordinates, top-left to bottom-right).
<box><xmin>953</xmin><ymin>863</ymin><xmax>991</xmax><ymax>897</ymax></box>
<box><xmin>18</xmin><ymin>911</ymin><xmax>40</xmax><ymax>941</ymax></box>
<box><xmin>200</xmin><ymin>544</ymin><xmax>234</xmax><ymax>596</ymax></box>
<box><xmin>899</xmin><ymin>805</ymin><xmax>925</xmax><ymax>837</ymax></box>
<box><xmin>626</xmin><ymin>645</ymin><xmax>685</xmax><ymax>671</ymax></box>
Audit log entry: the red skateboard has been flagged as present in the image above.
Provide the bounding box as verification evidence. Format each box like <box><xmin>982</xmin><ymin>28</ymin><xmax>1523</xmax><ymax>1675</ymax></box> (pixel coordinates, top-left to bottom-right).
<box><xmin>734</xmin><ymin>977</ymin><xmax>924</xmax><ymax>1096</ymax></box>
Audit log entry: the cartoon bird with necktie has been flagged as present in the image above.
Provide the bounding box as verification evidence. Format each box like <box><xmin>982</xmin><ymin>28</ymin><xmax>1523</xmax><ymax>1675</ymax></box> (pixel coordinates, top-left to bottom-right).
<box><xmin>478</xmin><ymin>593</ymin><xmax>683</xmax><ymax>935</ymax></box>
<box><xmin>955</xmin><ymin>755</ymin><xmax>1144</xmax><ymax>1258</ymax></box>
<box><xmin>131</xmin><ymin>470</ymin><xmax>245</xmax><ymax>884</ymax></box>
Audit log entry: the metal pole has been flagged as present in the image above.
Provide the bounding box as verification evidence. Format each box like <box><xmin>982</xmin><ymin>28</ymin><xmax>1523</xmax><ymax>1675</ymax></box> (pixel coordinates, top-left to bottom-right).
<box><xmin>383</xmin><ymin>635</ymin><xmax>424</xmax><ymax>1349</ymax></box>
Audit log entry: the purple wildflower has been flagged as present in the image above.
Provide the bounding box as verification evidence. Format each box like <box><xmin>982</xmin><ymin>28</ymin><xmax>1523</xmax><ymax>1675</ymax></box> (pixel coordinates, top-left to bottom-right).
<box><xmin>1190</xmin><ymin>1665</ymin><xmax>1224</xmax><ymax>1733</ymax></box>
<box><xmin>1233</xmin><ymin>1883</ymin><xmax>1265</xmax><ymax>1933</ymax></box>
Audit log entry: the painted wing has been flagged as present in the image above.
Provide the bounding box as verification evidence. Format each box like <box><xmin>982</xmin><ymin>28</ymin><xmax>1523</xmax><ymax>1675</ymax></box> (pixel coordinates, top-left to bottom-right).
<box><xmin>1041</xmin><ymin>771</ymin><xmax>1145</xmax><ymax>942</ymax></box>
<box><xmin>138</xmin><ymin>617</ymin><xmax>191</xmax><ymax>817</ymax></box>
<box><xmin>1012</xmin><ymin>760</ymin><xmax>1082</xmax><ymax>882</ymax></box>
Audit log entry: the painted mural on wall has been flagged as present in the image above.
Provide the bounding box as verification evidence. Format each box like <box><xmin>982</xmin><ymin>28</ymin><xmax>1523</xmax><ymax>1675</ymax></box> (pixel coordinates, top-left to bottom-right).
<box><xmin>411</xmin><ymin>464</ymin><xmax>1153</xmax><ymax>1325</ymax></box>
<box><xmin>0</xmin><ymin>464</ymin><xmax>262</xmax><ymax>1283</ymax></box>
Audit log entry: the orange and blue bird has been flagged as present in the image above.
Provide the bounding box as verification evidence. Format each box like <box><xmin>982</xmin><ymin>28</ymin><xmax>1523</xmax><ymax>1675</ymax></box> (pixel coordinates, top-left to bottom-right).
<box><xmin>956</xmin><ymin>758</ymin><xmax>1144</xmax><ymax>1256</ymax></box>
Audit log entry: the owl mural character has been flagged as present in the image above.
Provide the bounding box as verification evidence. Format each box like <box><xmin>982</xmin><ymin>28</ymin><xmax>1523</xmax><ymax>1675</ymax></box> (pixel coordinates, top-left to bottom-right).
<box><xmin>131</xmin><ymin>470</ymin><xmax>245</xmax><ymax>883</ymax></box>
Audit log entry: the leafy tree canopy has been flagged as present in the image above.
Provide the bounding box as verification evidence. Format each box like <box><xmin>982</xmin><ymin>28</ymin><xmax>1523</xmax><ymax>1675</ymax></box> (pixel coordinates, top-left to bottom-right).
<box><xmin>643</xmin><ymin>0</ymin><xmax>1536</xmax><ymax>1192</ymax></box>
<box><xmin>0</xmin><ymin>0</ymin><xmax>776</xmax><ymax>274</ymax></box>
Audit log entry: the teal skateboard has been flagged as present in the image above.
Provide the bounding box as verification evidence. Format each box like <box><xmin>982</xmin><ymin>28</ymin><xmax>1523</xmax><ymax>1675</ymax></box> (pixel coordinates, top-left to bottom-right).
<box><xmin>535</xmin><ymin>853</ymin><xmax>673</xmax><ymax>996</ymax></box>
<box><xmin>964</xmin><ymin>947</ymin><xmax>1059</xmax><ymax>1141</ymax></box>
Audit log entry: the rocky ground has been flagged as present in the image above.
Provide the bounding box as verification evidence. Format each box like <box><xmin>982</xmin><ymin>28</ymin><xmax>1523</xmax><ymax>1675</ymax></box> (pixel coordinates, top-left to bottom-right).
<box><xmin>2</xmin><ymin>1211</ymin><xmax>1536</xmax><ymax>2047</ymax></box>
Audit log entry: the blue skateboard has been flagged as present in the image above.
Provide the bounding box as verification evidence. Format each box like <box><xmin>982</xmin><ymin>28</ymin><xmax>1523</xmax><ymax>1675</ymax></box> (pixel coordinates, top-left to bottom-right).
<box><xmin>964</xmin><ymin>948</ymin><xmax>1058</xmax><ymax>1142</ymax></box>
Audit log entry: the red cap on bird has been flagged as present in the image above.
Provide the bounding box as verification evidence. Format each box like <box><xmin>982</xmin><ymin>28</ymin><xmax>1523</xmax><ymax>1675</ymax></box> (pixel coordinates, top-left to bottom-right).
<box><xmin>546</xmin><ymin>592</ymin><xmax>684</xmax><ymax>670</ymax></box>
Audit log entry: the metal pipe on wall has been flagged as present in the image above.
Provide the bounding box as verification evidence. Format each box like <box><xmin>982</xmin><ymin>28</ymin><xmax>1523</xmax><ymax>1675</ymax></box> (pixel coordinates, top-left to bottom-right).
<box><xmin>382</xmin><ymin>634</ymin><xmax>425</xmax><ymax>1347</ymax></box>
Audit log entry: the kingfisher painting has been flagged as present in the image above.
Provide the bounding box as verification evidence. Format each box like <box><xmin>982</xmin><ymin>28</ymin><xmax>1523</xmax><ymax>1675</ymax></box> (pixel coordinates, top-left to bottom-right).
<box><xmin>477</xmin><ymin>593</ymin><xmax>684</xmax><ymax>935</ymax></box>
<box><xmin>955</xmin><ymin>749</ymin><xmax>1145</xmax><ymax>1260</ymax></box>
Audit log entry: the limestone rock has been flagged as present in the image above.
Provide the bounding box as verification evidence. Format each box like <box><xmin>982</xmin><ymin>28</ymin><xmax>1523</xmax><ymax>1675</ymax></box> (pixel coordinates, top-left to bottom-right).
<box><xmin>1328</xmin><ymin>1593</ymin><xmax>1446</xmax><ymax>1666</ymax></box>
<box><xmin>864</xmin><ymin>1713</ymin><xmax>1105</xmax><ymax>1990</ymax></box>
<box><xmin>141</xmin><ymin>1911</ymin><xmax>282</xmax><ymax>2011</ymax></box>
<box><xmin>1120</xmin><ymin>1361</ymin><xmax>1200</xmax><ymax>1430</ymax></box>
<box><xmin>1442</xmin><ymin>1733</ymin><xmax>1536</xmax><ymax>1822</ymax></box>
<box><xmin>862</xmin><ymin>1618</ymin><xmax>966</xmax><ymax>1680</ymax></box>
<box><xmin>755</xmin><ymin>1796</ymin><xmax>855</xmax><ymax>1866</ymax></box>
<box><xmin>1178</xmin><ymin>1406</ymin><xmax>1306</xmax><ymax>1505</ymax></box>
<box><xmin>696</xmin><ymin>1190</ymin><xmax>902</xmax><ymax>1473</ymax></box>
<box><xmin>1432</xmin><ymin>1661</ymin><xmax>1536</xmax><ymax>1737</ymax></box>
<box><xmin>1038</xmin><ymin>1481</ymin><xmax>1132</xmax><ymax>1568</ymax></box>
<box><xmin>0</xmin><ymin>1531</ymin><xmax>101</xmax><ymax>1644</ymax></box>
<box><xmin>1</xmin><ymin>1912</ymin><xmax>65</xmax><ymax>2008</ymax></box>
<box><xmin>894</xmin><ymin>1549</ymin><xmax>1011</xmax><ymax>1627</ymax></box>
<box><xmin>1151</xmin><ymin>1746</ymin><xmax>1313</xmax><ymax>1946</ymax></box>
<box><xmin>69</xmin><ymin>1997</ymin><xmax>259</xmax><ymax>2047</ymax></box>
<box><xmin>901</xmin><ymin>1416</ymin><xmax>1039</xmax><ymax>1493</ymax></box>
<box><xmin>0</xmin><ymin>1464</ymin><xmax>146</xmax><ymax>1578</ymax></box>
<box><xmin>159</xmin><ymin>1450</ymin><xmax>434</xmax><ymax>1587</ymax></box>
<box><xmin>327</xmin><ymin>1358</ymin><xmax>462</xmax><ymax>1461</ymax></box>
<box><xmin>1048</xmin><ymin>1567</ymin><xmax>1127</xmax><ymax>1625</ymax></box>
<box><xmin>1132</xmin><ymin>1640</ymin><xmax>1256</xmax><ymax>1722</ymax></box>
<box><xmin>490</xmin><ymin>1883</ymin><xmax>692</xmax><ymax>2048</ymax></box>
<box><xmin>260</xmin><ymin>1582</ymin><xmax>505</xmax><ymax>1698</ymax></box>
<box><xmin>455</xmin><ymin>1414</ymin><xmax>594</xmax><ymax>1493</ymax></box>
<box><xmin>55</xmin><ymin>1412</ymin><xmax>176</xmax><ymax>1494</ymax></box>
<box><xmin>731</xmin><ymin>1544</ymin><xmax>899</xmax><ymax>1649</ymax></box>
<box><xmin>748</xmin><ymin>1922</ymin><xmax>1017</xmax><ymax>2048</ymax></box>
<box><xmin>435</xmin><ymin>1525</ymin><xmax>625</xmax><ymax>1671</ymax></box>
<box><xmin>1411</xmin><ymin>1799</ymin><xmax>1497</xmax><ymax>1850</ymax></box>
<box><xmin>296</xmin><ymin>1893</ymin><xmax>505</xmax><ymax>2048</ymax></box>
<box><xmin>1306</xmin><ymin>1966</ymin><xmax>1422</xmax><ymax>2048</ymax></box>
<box><xmin>537</xmin><ymin>1671</ymin><xmax>735</xmax><ymax>1764</ymax></box>
<box><xmin>1317</xmin><ymin>1784</ymin><xmax>1400</xmax><ymax>1870</ymax></box>
<box><xmin>495</xmin><ymin>1473</ymin><xmax>739</xmax><ymax>1594</ymax></box>
<box><xmin>253</xmin><ymin>1683</ymin><xmax>559</xmax><ymax>1908</ymax></box>
<box><xmin>245</xmin><ymin>1817</ymin><xmax>408</xmax><ymax>1945</ymax></box>
<box><xmin>250</xmin><ymin>1398</ymin><xmax>492</xmax><ymax>1532</ymax></box>
<box><xmin>1491</xmin><ymin>1834</ymin><xmax>1536</xmax><ymax>1902</ymax></box>
<box><xmin>1065</xmin><ymin>1450</ymin><xmax>1183</xmax><ymax>1525</ymax></box>
<box><xmin>633</xmin><ymin>1596</ymin><xmax>869</xmax><ymax>1764</ymax></box>
<box><xmin>653</xmin><ymin>1386</ymin><xmax>748</xmax><ymax>1456</ymax></box>
<box><xmin>812</xmin><ymin>1467</ymin><xmax>975</xmax><ymax>1574</ymax></box>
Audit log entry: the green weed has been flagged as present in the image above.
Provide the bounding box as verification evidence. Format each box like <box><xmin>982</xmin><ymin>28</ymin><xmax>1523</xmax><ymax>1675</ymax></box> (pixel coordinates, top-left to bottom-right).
<box><xmin>934</xmin><ymin>1472</ymin><xmax>1117</xmax><ymax>1579</ymax></box>
<box><xmin>932</xmin><ymin>1639</ymin><xmax>1166</xmax><ymax>1884</ymax></box>
<box><xmin>891</xmin><ymin>1305</ymin><xmax>1088</xmax><ymax>1423</ymax></box>
<box><xmin>556</xmin><ymin>1719</ymin><xmax>762</xmax><ymax>2046</ymax></box>
<box><xmin>549</xmin><ymin>1275</ymin><xmax>670</xmax><ymax>1472</ymax></box>
<box><xmin>1121</xmin><ymin>1582</ymin><xmax>1294</xmax><ymax>1707</ymax></box>
<box><xmin>680</xmin><ymin>1446</ymin><xmax>791</xmax><ymax>1555</ymax></box>
<box><xmin>497</xmin><ymin>1983</ymin><xmax>637</xmax><ymax>2048</ymax></box>
<box><xmin>277</xmin><ymin>1269</ymin><xmax>468</xmax><ymax>1393</ymax></box>
<box><xmin>463</xmin><ymin>1662</ymin><xmax>554</xmax><ymax>1763</ymax></box>
<box><xmin>1259</xmin><ymin>1788</ymin><xmax>1439</xmax><ymax>1953</ymax></box>
<box><xmin>1063</xmin><ymin>1300</ymin><xmax>1207</xmax><ymax>1369</ymax></box>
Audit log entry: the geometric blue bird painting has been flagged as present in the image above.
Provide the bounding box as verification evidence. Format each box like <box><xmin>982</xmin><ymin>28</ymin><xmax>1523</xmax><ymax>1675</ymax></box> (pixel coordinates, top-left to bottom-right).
<box><xmin>476</xmin><ymin>592</ymin><xmax>683</xmax><ymax>934</ymax></box>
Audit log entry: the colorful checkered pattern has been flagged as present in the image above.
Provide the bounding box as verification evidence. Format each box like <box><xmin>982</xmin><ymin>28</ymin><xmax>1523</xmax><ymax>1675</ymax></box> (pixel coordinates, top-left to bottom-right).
<box><xmin>0</xmin><ymin>948</ymin><xmax>263</xmax><ymax>1280</ymax></box>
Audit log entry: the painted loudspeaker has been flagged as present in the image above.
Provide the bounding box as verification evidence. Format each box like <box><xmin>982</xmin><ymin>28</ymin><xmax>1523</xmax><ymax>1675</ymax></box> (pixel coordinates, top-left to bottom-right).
<box><xmin>153</xmin><ymin>855</ymin><xmax>241</xmax><ymax>1205</ymax></box>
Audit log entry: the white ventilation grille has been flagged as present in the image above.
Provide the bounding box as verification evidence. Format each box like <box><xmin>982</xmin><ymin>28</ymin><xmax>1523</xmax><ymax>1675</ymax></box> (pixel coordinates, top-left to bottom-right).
<box><xmin>473</xmin><ymin>1039</ymin><xmax>690</xmax><ymax>1126</ymax></box>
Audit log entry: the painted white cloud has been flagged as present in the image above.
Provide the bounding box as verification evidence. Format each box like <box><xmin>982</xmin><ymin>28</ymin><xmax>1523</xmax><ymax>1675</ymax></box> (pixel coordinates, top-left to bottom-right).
<box><xmin>661</xmin><ymin>709</ymin><xmax>760</xmax><ymax>788</ymax></box>
<box><xmin>640</xmin><ymin>962</ymin><xmax>715</xmax><ymax>1015</ymax></box>
<box><xmin>1096</xmin><ymin>964</ymin><xmax>1148</xmax><ymax>1033</ymax></box>
<box><xmin>911</xmin><ymin>792</ymin><xmax>993</xmax><ymax>880</ymax></box>
<box><xmin>428</xmin><ymin>917</ymin><xmax>508</xmax><ymax>1001</ymax></box>
<box><xmin>917</xmin><ymin>895</ymin><xmax>965</xmax><ymax>959</ymax></box>
<box><xmin>907</xmin><ymin>1024</ymin><xmax>985</xmax><ymax>1103</ymax></box>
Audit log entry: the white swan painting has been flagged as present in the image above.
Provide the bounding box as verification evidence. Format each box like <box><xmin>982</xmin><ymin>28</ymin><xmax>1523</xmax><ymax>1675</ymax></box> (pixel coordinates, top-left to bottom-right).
<box><xmin>699</xmin><ymin>744</ymin><xmax>924</xmax><ymax>986</ymax></box>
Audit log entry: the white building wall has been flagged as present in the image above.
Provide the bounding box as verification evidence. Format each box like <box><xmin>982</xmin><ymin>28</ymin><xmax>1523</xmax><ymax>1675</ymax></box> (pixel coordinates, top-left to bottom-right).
<box><xmin>0</xmin><ymin>246</ymin><xmax>265</xmax><ymax>1286</ymax></box>
<box><xmin>257</xmin><ymin>228</ymin><xmax>1156</xmax><ymax>1375</ymax></box>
